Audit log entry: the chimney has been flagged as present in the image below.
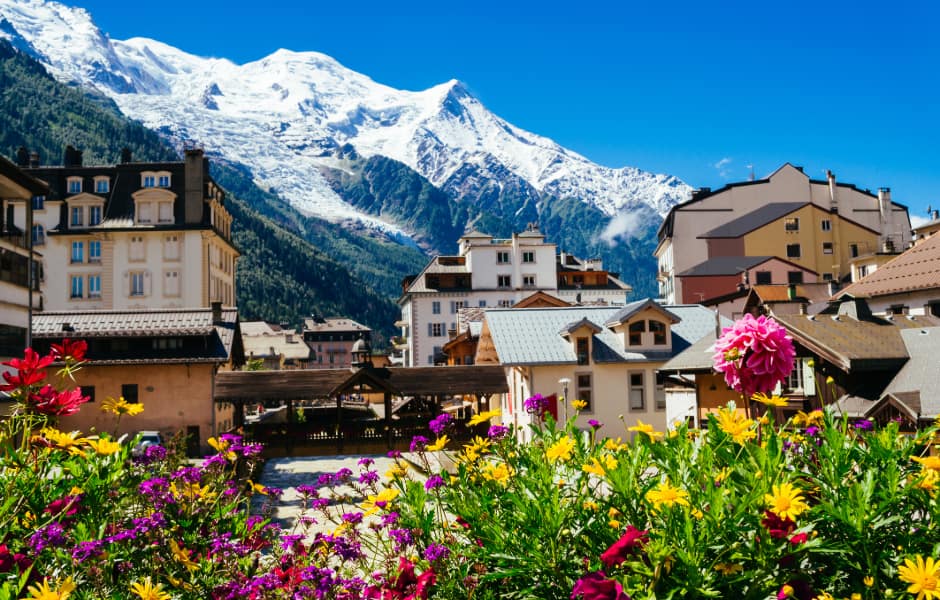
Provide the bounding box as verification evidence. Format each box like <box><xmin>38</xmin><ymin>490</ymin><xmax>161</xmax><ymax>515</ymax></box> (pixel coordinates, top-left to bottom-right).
<box><xmin>120</xmin><ymin>147</ymin><xmax>132</xmax><ymax>164</ymax></box>
<box><xmin>29</xmin><ymin>151</ymin><xmax>40</xmax><ymax>168</ymax></box>
<box><xmin>63</xmin><ymin>145</ymin><xmax>83</xmax><ymax>167</ymax></box>
<box><xmin>15</xmin><ymin>147</ymin><xmax>29</xmax><ymax>167</ymax></box>
<box><xmin>878</xmin><ymin>187</ymin><xmax>893</xmax><ymax>246</ymax></box>
<box><xmin>184</xmin><ymin>148</ymin><xmax>205</xmax><ymax>224</ymax></box>
<box><xmin>827</xmin><ymin>170</ymin><xmax>838</xmax><ymax>213</ymax></box>
<box><xmin>211</xmin><ymin>301</ymin><xmax>223</xmax><ymax>325</ymax></box>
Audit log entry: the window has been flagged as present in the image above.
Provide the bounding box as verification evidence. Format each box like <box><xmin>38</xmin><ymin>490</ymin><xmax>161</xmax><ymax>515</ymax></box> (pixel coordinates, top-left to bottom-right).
<box><xmin>88</xmin><ymin>274</ymin><xmax>101</xmax><ymax>298</ymax></box>
<box><xmin>857</xmin><ymin>265</ymin><xmax>869</xmax><ymax>278</ymax></box>
<box><xmin>785</xmin><ymin>362</ymin><xmax>804</xmax><ymax>392</ymax></box>
<box><xmin>428</xmin><ymin>322</ymin><xmax>444</xmax><ymax>337</ymax></box>
<box><xmin>788</xmin><ymin>271</ymin><xmax>804</xmax><ymax>284</ymax></box>
<box><xmin>89</xmin><ymin>241</ymin><xmax>101</xmax><ymax>263</ymax></box>
<box><xmin>95</xmin><ymin>179</ymin><xmax>109</xmax><ymax>194</ymax></box>
<box><xmin>158</xmin><ymin>175</ymin><xmax>171</xmax><ymax>187</ymax></box>
<box><xmin>649</xmin><ymin>320</ymin><xmax>667</xmax><ymax>345</ymax></box>
<box><xmin>497</xmin><ymin>275</ymin><xmax>511</xmax><ymax>288</ymax></box>
<box><xmin>786</xmin><ymin>243</ymin><xmax>801</xmax><ymax>259</ymax></box>
<box><xmin>821</xmin><ymin>219</ymin><xmax>832</xmax><ymax>232</ymax></box>
<box><xmin>755</xmin><ymin>271</ymin><xmax>772</xmax><ymax>285</ymax></box>
<box><xmin>628</xmin><ymin>321</ymin><xmax>645</xmax><ymax>346</ymax></box>
<box><xmin>70</xmin><ymin>275</ymin><xmax>83</xmax><ymax>298</ymax></box>
<box><xmin>654</xmin><ymin>374</ymin><xmax>666</xmax><ymax>411</ymax></box>
<box><xmin>130</xmin><ymin>271</ymin><xmax>145</xmax><ymax>296</ymax></box>
<box><xmin>849</xmin><ymin>243</ymin><xmax>859</xmax><ymax>258</ymax></box>
<box><xmin>890</xmin><ymin>304</ymin><xmax>907</xmax><ymax>315</ymax></box>
<box><xmin>498</xmin><ymin>299</ymin><xmax>511</xmax><ymax>308</ymax></box>
<box><xmin>142</xmin><ymin>175</ymin><xmax>156</xmax><ymax>188</ymax></box>
<box><xmin>32</xmin><ymin>196</ymin><xmax>44</xmax><ymax>210</ymax></box>
<box><xmin>121</xmin><ymin>384</ymin><xmax>139</xmax><ymax>403</ymax></box>
<box><xmin>138</xmin><ymin>202</ymin><xmax>153</xmax><ymax>224</ymax></box>
<box><xmin>89</xmin><ymin>205</ymin><xmax>102</xmax><ymax>225</ymax></box>
<box><xmin>478</xmin><ymin>300</ymin><xmax>487</xmax><ymax>308</ymax></box>
<box><xmin>432</xmin><ymin>301</ymin><xmax>441</xmax><ymax>314</ymax></box>
<box><xmin>71</xmin><ymin>241</ymin><xmax>84</xmax><ymax>263</ymax></box>
<box><xmin>629</xmin><ymin>372</ymin><xmax>645</xmax><ymax>410</ymax></box>
<box><xmin>822</xmin><ymin>242</ymin><xmax>833</xmax><ymax>254</ymax></box>
<box><xmin>158</xmin><ymin>202</ymin><xmax>173</xmax><ymax>223</ymax></box>
<box><xmin>522</xmin><ymin>275</ymin><xmax>536</xmax><ymax>288</ymax></box>
<box><xmin>496</xmin><ymin>251</ymin><xmax>510</xmax><ymax>264</ymax></box>
<box><xmin>80</xmin><ymin>385</ymin><xmax>95</xmax><ymax>403</ymax></box>
<box><xmin>822</xmin><ymin>273</ymin><xmax>833</xmax><ymax>282</ymax></box>
<box><xmin>164</xmin><ymin>235</ymin><xmax>180</xmax><ymax>261</ymax></box>
<box><xmin>31</xmin><ymin>225</ymin><xmax>44</xmax><ymax>245</ymax></box>
<box><xmin>164</xmin><ymin>270</ymin><xmax>180</xmax><ymax>296</ymax></box>
<box><xmin>450</xmin><ymin>301</ymin><xmax>464</xmax><ymax>314</ymax></box>
<box><xmin>784</xmin><ymin>217</ymin><xmax>800</xmax><ymax>231</ymax></box>
<box><xmin>576</xmin><ymin>337</ymin><xmax>589</xmax><ymax>365</ymax></box>
<box><xmin>67</xmin><ymin>178</ymin><xmax>82</xmax><ymax>194</ymax></box>
<box><xmin>71</xmin><ymin>206</ymin><xmax>84</xmax><ymax>226</ymax></box>
<box><xmin>576</xmin><ymin>373</ymin><xmax>592</xmax><ymax>411</ymax></box>
<box><xmin>130</xmin><ymin>236</ymin><xmax>145</xmax><ymax>261</ymax></box>
<box><xmin>522</xmin><ymin>251</ymin><xmax>535</xmax><ymax>263</ymax></box>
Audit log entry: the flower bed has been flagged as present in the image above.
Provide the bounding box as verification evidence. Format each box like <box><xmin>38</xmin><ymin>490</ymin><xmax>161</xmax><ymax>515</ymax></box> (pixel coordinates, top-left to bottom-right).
<box><xmin>1</xmin><ymin>319</ymin><xmax>938</xmax><ymax>599</ymax></box>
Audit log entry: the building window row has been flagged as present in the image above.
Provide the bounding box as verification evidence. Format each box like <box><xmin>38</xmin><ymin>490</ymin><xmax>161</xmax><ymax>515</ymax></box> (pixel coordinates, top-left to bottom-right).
<box><xmin>70</xmin><ymin>241</ymin><xmax>102</xmax><ymax>264</ymax></box>
<box><xmin>497</xmin><ymin>275</ymin><xmax>511</xmax><ymax>289</ymax></box>
<box><xmin>70</xmin><ymin>274</ymin><xmax>102</xmax><ymax>299</ymax></box>
<box><xmin>627</xmin><ymin>320</ymin><xmax>667</xmax><ymax>346</ymax></box>
<box><xmin>141</xmin><ymin>173</ymin><xmax>172</xmax><ymax>188</ymax></box>
<box><xmin>70</xmin><ymin>204</ymin><xmax>103</xmax><ymax>227</ymax></box>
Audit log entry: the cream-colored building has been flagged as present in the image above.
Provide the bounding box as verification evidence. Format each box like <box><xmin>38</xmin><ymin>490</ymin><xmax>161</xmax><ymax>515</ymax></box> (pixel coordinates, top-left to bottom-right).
<box><xmin>398</xmin><ymin>226</ymin><xmax>632</xmax><ymax>366</ymax></box>
<box><xmin>8</xmin><ymin>147</ymin><xmax>237</xmax><ymax>311</ymax></box>
<box><xmin>241</xmin><ymin>321</ymin><xmax>312</xmax><ymax>370</ymax></box>
<box><xmin>0</xmin><ymin>155</ymin><xmax>48</xmax><ymax>360</ymax></box>
<box><xmin>476</xmin><ymin>300</ymin><xmax>720</xmax><ymax>439</ymax></box>
<box><xmin>656</xmin><ymin>164</ymin><xmax>911</xmax><ymax>304</ymax></box>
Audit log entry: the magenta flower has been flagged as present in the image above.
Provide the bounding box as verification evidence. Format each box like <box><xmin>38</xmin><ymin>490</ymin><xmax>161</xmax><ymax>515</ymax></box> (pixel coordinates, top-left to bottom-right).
<box><xmin>600</xmin><ymin>526</ymin><xmax>648</xmax><ymax>568</ymax></box>
<box><xmin>712</xmin><ymin>314</ymin><xmax>795</xmax><ymax>398</ymax></box>
<box><xmin>571</xmin><ymin>571</ymin><xmax>630</xmax><ymax>600</ymax></box>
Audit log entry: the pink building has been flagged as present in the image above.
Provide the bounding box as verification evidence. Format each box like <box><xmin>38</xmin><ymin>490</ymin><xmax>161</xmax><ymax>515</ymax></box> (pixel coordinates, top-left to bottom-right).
<box><xmin>302</xmin><ymin>316</ymin><xmax>371</xmax><ymax>369</ymax></box>
<box><xmin>677</xmin><ymin>255</ymin><xmax>817</xmax><ymax>305</ymax></box>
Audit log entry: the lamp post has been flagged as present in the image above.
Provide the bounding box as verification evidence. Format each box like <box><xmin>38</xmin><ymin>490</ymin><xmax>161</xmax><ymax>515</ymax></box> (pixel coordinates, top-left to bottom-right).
<box><xmin>558</xmin><ymin>377</ymin><xmax>571</xmax><ymax>422</ymax></box>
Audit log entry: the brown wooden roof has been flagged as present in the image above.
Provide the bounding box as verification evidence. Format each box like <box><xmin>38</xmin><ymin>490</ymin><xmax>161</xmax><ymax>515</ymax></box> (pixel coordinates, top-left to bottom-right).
<box><xmin>214</xmin><ymin>365</ymin><xmax>507</xmax><ymax>402</ymax></box>
<box><xmin>837</xmin><ymin>233</ymin><xmax>940</xmax><ymax>299</ymax></box>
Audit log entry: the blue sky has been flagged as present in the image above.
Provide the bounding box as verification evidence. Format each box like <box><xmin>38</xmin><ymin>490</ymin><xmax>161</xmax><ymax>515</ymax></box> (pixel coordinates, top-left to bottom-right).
<box><xmin>75</xmin><ymin>0</ymin><xmax>939</xmax><ymax>220</ymax></box>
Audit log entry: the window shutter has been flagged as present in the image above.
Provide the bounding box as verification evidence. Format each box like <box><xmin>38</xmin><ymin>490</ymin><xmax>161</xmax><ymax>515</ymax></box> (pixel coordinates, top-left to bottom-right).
<box><xmin>427</xmin><ymin>323</ymin><xmax>432</xmax><ymax>337</ymax></box>
<box><xmin>144</xmin><ymin>271</ymin><xmax>152</xmax><ymax>296</ymax></box>
<box><xmin>802</xmin><ymin>359</ymin><xmax>816</xmax><ymax>396</ymax></box>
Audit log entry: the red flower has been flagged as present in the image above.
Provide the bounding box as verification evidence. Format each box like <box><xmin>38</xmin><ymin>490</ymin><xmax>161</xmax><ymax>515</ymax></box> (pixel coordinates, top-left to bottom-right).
<box><xmin>51</xmin><ymin>339</ymin><xmax>87</xmax><ymax>363</ymax></box>
<box><xmin>761</xmin><ymin>510</ymin><xmax>796</xmax><ymax>540</ymax></box>
<box><xmin>788</xmin><ymin>532</ymin><xmax>808</xmax><ymax>545</ymax></box>
<box><xmin>571</xmin><ymin>571</ymin><xmax>630</xmax><ymax>600</ymax></box>
<box><xmin>44</xmin><ymin>494</ymin><xmax>83</xmax><ymax>518</ymax></box>
<box><xmin>0</xmin><ymin>544</ymin><xmax>31</xmax><ymax>574</ymax></box>
<box><xmin>600</xmin><ymin>526</ymin><xmax>648</xmax><ymax>568</ymax></box>
<box><xmin>1</xmin><ymin>348</ymin><xmax>53</xmax><ymax>391</ymax></box>
<box><xmin>364</xmin><ymin>557</ymin><xmax>436</xmax><ymax>600</ymax></box>
<box><xmin>27</xmin><ymin>385</ymin><xmax>89</xmax><ymax>416</ymax></box>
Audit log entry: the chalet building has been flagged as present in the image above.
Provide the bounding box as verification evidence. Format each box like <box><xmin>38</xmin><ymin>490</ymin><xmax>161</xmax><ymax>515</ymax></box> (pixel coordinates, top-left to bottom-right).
<box><xmin>663</xmin><ymin>297</ymin><xmax>940</xmax><ymax>429</ymax></box>
<box><xmin>475</xmin><ymin>300</ymin><xmax>720</xmax><ymax>439</ymax></box>
<box><xmin>241</xmin><ymin>321</ymin><xmax>312</xmax><ymax>370</ymax></box>
<box><xmin>397</xmin><ymin>225</ymin><xmax>632</xmax><ymax>366</ymax></box>
<box><xmin>32</xmin><ymin>304</ymin><xmax>244</xmax><ymax>455</ymax></box>
<box><xmin>703</xmin><ymin>283</ymin><xmax>833</xmax><ymax>321</ymax></box>
<box><xmin>0</xmin><ymin>156</ymin><xmax>47</xmax><ymax>360</ymax></box>
<box><xmin>656</xmin><ymin>164</ymin><xmax>911</xmax><ymax>304</ymax></box>
<box><xmin>8</xmin><ymin>146</ymin><xmax>238</xmax><ymax>311</ymax></box>
<box><xmin>303</xmin><ymin>316</ymin><xmax>371</xmax><ymax>369</ymax></box>
<box><xmin>835</xmin><ymin>231</ymin><xmax>940</xmax><ymax>318</ymax></box>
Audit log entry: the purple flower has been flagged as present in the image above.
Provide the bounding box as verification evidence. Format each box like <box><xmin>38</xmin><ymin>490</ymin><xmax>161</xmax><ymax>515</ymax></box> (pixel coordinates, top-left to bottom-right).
<box><xmin>297</xmin><ymin>484</ymin><xmax>319</xmax><ymax>497</ymax></box>
<box><xmin>488</xmin><ymin>425</ymin><xmax>509</xmax><ymax>439</ymax></box>
<box><xmin>358</xmin><ymin>457</ymin><xmax>375</xmax><ymax>468</ymax></box>
<box><xmin>388</xmin><ymin>528</ymin><xmax>413</xmax><ymax>550</ymax></box>
<box><xmin>341</xmin><ymin>512</ymin><xmax>364</xmax><ymax>524</ymax></box>
<box><xmin>588</xmin><ymin>419</ymin><xmax>602</xmax><ymax>429</ymax></box>
<box><xmin>317</xmin><ymin>473</ymin><xmax>336</xmax><ymax>487</ymax></box>
<box><xmin>71</xmin><ymin>540</ymin><xmax>104</xmax><ymax>562</ymax></box>
<box><xmin>334</xmin><ymin>468</ymin><xmax>353</xmax><ymax>482</ymax></box>
<box><xmin>387</xmin><ymin>450</ymin><xmax>402</xmax><ymax>459</ymax></box>
<box><xmin>359</xmin><ymin>471</ymin><xmax>380</xmax><ymax>485</ymax></box>
<box><xmin>310</xmin><ymin>498</ymin><xmax>331</xmax><ymax>510</ymax></box>
<box><xmin>280</xmin><ymin>534</ymin><xmax>304</xmax><ymax>550</ymax></box>
<box><xmin>855</xmin><ymin>419</ymin><xmax>874</xmax><ymax>431</ymax></box>
<box><xmin>429</xmin><ymin>413</ymin><xmax>453</xmax><ymax>435</ymax></box>
<box><xmin>28</xmin><ymin>521</ymin><xmax>67</xmax><ymax>553</ymax></box>
<box><xmin>805</xmin><ymin>425</ymin><xmax>820</xmax><ymax>437</ymax></box>
<box><xmin>524</xmin><ymin>393</ymin><xmax>549</xmax><ymax>415</ymax></box>
<box><xmin>171</xmin><ymin>466</ymin><xmax>202</xmax><ymax>484</ymax></box>
<box><xmin>380</xmin><ymin>512</ymin><xmax>399</xmax><ymax>527</ymax></box>
<box><xmin>423</xmin><ymin>543</ymin><xmax>450</xmax><ymax>562</ymax></box>
<box><xmin>425</xmin><ymin>475</ymin><xmax>445</xmax><ymax>491</ymax></box>
<box><xmin>264</xmin><ymin>486</ymin><xmax>283</xmax><ymax>498</ymax></box>
<box><xmin>410</xmin><ymin>435</ymin><xmax>429</xmax><ymax>452</ymax></box>
<box><xmin>133</xmin><ymin>444</ymin><xmax>167</xmax><ymax>465</ymax></box>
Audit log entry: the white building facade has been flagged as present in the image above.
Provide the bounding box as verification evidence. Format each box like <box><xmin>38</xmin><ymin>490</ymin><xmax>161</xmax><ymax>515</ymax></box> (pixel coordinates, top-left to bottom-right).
<box><xmin>397</xmin><ymin>227</ymin><xmax>631</xmax><ymax>366</ymax></box>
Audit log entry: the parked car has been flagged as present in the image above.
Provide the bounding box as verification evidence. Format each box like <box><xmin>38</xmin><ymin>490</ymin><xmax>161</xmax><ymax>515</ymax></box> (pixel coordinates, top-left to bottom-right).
<box><xmin>132</xmin><ymin>430</ymin><xmax>162</xmax><ymax>457</ymax></box>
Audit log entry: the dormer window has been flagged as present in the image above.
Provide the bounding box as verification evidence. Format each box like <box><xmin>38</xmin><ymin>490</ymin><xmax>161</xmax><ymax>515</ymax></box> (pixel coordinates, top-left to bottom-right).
<box><xmin>70</xmin><ymin>206</ymin><xmax>84</xmax><ymax>227</ymax></box>
<box><xmin>158</xmin><ymin>201</ymin><xmax>174</xmax><ymax>223</ymax></box>
<box><xmin>158</xmin><ymin>175</ymin><xmax>171</xmax><ymax>187</ymax></box>
<box><xmin>89</xmin><ymin>205</ymin><xmax>102</xmax><ymax>226</ymax></box>
<box><xmin>649</xmin><ymin>320</ymin><xmax>667</xmax><ymax>345</ymax></box>
<box><xmin>94</xmin><ymin>177</ymin><xmax>110</xmax><ymax>194</ymax></box>
<box><xmin>628</xmin><ymin>321</ymin><xmax>645</xmax><ymax>346</ymax></box>
<box><xmin>142</xmin><ymin>175</ymin><xmax>156</xmax><ymax>188</ymax></box>
<box><xmin>576</xmin><ymin>337</ymin><xmax>589</xmax><ymax>365</ymax></box>
<box><xmin>67</xmin><ymin>177</ymin><xmax>82</xmax><ymax>194</ymax></box>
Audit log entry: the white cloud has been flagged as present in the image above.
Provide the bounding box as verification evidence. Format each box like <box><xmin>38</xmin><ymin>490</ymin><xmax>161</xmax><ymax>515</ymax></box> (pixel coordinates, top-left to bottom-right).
<box><xmin>600</xmin><ymin>211</ymin><xmax>643</xmax><ymax>246</ymax></box>
<box><xmin>713</xmin><ymin>157</ymin><xmax>733</xmax><ymax>179</ymax></box>
<box><xmin>911</xmin><ymin>214</ymin><xmax>932</xmax><ymax>229</ymax></box>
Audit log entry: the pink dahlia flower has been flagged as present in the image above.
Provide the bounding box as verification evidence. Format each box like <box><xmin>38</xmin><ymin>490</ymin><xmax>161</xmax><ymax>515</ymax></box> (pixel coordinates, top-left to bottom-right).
<box><xmin>712</xmin><ymin>314</ymin><xmax>795</xmax><ymax>398</ymax></box>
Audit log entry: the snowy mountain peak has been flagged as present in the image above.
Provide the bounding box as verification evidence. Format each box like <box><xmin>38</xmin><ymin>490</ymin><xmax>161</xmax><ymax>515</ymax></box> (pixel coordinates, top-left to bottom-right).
<box><xmin>0</xmin><ymin>0</ymin><xmax>691</xmax><ymax>238</ymax></box>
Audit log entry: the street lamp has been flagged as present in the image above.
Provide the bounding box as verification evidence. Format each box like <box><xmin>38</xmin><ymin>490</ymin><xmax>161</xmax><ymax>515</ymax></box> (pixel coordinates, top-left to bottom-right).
<box><xmin>558</xmin><ymin>377</ymin><xmax>571</xmax><ymax>422</ymax></box>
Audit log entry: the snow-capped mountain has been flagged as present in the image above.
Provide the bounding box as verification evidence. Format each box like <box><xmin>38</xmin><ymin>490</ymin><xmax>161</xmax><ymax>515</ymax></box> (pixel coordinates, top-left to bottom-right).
<box><xmin>0</xmin><ymin>0</ymin><xmax>691</xmax><ymax>245</ymax></box>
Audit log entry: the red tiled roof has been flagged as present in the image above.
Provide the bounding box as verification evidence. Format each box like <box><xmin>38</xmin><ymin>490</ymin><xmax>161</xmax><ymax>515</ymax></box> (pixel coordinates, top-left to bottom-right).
<box><xmin>837</xmin><ymin>234</ymin><xmax>940</xmax><ymax>299</ymax></box>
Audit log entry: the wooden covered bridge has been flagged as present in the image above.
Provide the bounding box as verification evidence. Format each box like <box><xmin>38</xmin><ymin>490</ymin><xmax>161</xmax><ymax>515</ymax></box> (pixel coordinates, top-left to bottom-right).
<box><xmin>214</xmin><ymin>365</ymin><xmax>508</xmax><ymax>455</ymax></box>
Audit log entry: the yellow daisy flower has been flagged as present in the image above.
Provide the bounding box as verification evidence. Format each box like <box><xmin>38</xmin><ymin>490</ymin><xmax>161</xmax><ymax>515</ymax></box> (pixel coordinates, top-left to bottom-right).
<box><xmin>571</xmin><ymin>399</ymin><xmax>587</xmax><ymax>410</ymax></box>
<box><xmin>86</xmin><ymin>437</ymin><xmax>121</xmax><ymax>456</ymax></box>
<box><xmin>645</xmin><ymin>480</ymin><xmax>690</xmax><ymax>510</ymax></box>
<box><xmin>714</xmin><ymin>562</ymin><xmax>743</xmax><ymax>575</ymax></box>
<box><xmin>362</xmin><ymin>488</ymin><xmax>400</xmax><ymax>514</ymax></box>
<box><xmin>169</xmin><ymin>539</ymin><xmax>199</xmax><ymax>572</ymax></box>
<box><xmin>752</xmin><ymin>392</ymin><xmax>788</xmax><ymax>407</ymax></box>
<box><xmin>130</xmin><ymin>577</ymin><xmax>171</xmax><ymax>600</ymax></box>
<box><xmin>100</xmin><ymin>396</ymin><xmax>144</xmax><ymax>416</ymax></box>
<box><xmin>913</xmin><ymin>455</ymin><xmax>940</xmax><ymax>471</ymax></box>
<box><xmin>715</xmin><ymin>407</ymin><xmax>756</xmax><ymax>444</ymax></box>
<box><xmin>426</xmin><ymin>435</ymin><xmax>449</xmax><ymax>452</ymax></box>
<box><xmin>545</xmin><ymin>436</ymin><xmax>576</xmax><ymax>463</ymax></box>
<box><xmin>898</xmin><ymin>555</ymin><xmax>940</xmax><ymax>600</ymax></box>
<box><xmin>628</xmin><ymin>419</ymin><xmax>664</xmax><ymax>441</ymax></box>
<box><xmin>467</xmin><ymin>409</ymin><xmax>501</xmax><ymax>427</ymax></box>
<box><xmin>25</xmin><ymin>577</ymin><xmax>76</xmax><ymax>600</ymax></box>
<box><xmin>482</xmin><ymin>462</ymin><xmax>512</xmax><ymax>486</ymax></box>
<box><xmin>764</xmin><ymin>481</ymin><xmax>809</xmax><ymax>521</ymax></box>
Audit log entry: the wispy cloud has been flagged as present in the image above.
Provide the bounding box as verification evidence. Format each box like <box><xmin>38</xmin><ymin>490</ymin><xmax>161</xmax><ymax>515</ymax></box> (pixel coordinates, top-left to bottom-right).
<box><xmin>600</xmin><ymin>211</ymin><xmax>643</xmax><ymax>246</ymax></box>
<box><xmin>714</xmin><ymin>157</ymin><xmax>733</xmax><ymax>178</ymax></box>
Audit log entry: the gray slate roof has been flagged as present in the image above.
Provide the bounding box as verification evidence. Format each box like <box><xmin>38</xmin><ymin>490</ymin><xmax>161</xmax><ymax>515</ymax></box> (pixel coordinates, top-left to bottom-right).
<box><xmin>33</xmin><ymin>308</ymin><xmax>237</xmax><ymax>338</ymax></box>
<box><xmin>679</xmin><ymin>255</ymin><xmax>811</xmax><ymax>277</ymax></box>
<box><xmin>698</xmin><ymin>203</ymin><xmax>808</xmax><ymax>238</ymax></box>
<box><xmin>882</xmin><ymin>327</ymin><xmax>940</xmax><ymax>418</ymax></box>
<box><xmin>484</xmin><ymin>302</ymin><xmax>721</xmax><ymax>366</ymax></box>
